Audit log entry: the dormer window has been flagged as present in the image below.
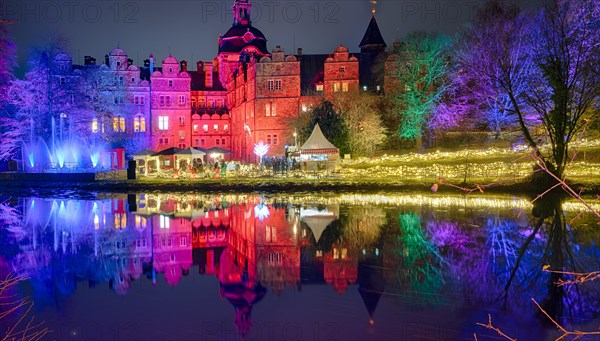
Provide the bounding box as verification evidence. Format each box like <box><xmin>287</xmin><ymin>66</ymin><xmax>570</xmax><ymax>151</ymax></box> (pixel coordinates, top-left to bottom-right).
<box><xmin>316</xmin><ymin>83</ymin><xmax>323</xmax><ymax>92</ymax></box>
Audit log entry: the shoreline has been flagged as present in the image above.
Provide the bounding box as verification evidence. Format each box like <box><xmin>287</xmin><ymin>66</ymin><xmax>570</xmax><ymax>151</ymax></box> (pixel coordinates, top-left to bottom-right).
<box><xmin>2</xmin><ymin>177</ymin><xmax>599</xmax><ymax>197</ymax></box>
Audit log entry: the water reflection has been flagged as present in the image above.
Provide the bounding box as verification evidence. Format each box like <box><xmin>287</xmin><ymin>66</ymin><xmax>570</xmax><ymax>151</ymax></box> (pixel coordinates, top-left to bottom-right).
<box><xmin>1</xmin><ymin>193</ymin><xmax>599</xmax><ymax>340</ymax></box>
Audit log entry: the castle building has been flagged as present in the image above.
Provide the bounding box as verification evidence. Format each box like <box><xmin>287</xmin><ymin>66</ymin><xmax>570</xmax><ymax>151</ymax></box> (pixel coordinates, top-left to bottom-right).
<box><xmin>70</xmin><ymin>0</ymin><xmax>388</xmax><ymax>162</ymax></box>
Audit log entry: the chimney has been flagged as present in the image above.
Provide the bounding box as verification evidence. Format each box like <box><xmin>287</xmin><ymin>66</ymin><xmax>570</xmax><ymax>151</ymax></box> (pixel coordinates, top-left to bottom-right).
<box><xmin>180</xmin><ymin>60</ymin><xmax>188</xmax><ymax>72</ymax></box>
<box><xmin>149</xmin><ymin>54</ymin><xmax>154</xmax><ymax>73</ymax></box>
<box><xmin>297</xmin><ymin>48</ymin><xmax>303</xmax><ymax>57</ymax></box>
<box><xmin>104</xmin><ymin>54</ymin><xmax>109</xmax><ymax>66</ymax></box>
<box><xmin>84</xmin><ymin>56</ymin><xmax>96</xmax><ymax>66</ymax></box>
<box><xmin>196</xmin><ymin>61</ymin><xmax>204</xmax><ymax>72</ymax></box>
<box><xmin>204</xmin><ymin>62</ymin><xmax>213</xmax><ymax>88</ymax></box>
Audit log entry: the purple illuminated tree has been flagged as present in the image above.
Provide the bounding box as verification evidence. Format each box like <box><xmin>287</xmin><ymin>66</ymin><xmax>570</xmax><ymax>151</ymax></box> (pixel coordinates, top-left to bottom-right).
<box><xmin>5</xmin><ymin>37</ymin><xmax>76</xmax><ymax>155</ymax></box>
<box><xmin>0</xmin><ymin>20</ymin><xmax>18</xmax><ymax>160</ymax></box>
<box><xmin>456</xmin><ymin>0</ymin><xmax>600</xmax><ymax>179</ymax></box>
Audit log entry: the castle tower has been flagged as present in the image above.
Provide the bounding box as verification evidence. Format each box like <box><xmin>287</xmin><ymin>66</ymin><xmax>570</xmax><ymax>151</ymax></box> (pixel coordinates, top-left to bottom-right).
<box><xmin>358</xmin><ymin>0</ymin><xmax>387</xmax><ymax>93</ymax></box>
<box><xmin>217</xmin><ymin>0</ymin><xmax>269</xmax><ymax>90</ymax></box>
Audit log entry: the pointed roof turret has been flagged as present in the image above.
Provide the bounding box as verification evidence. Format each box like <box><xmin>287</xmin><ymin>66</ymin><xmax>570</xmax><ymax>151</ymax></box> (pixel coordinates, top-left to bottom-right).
<box><xmin>359</xmin><ymin>15</ymin><xmax>387</xmax><ymax>52</ymax></box>
<box><xmin>300</xmin><ymin>124</ymin><xmax>338</xmax><ymax>152</ymax></box>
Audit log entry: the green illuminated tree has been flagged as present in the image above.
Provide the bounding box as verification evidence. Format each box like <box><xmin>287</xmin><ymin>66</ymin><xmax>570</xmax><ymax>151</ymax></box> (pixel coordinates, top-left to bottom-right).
<box><xmin>396</xmin><ymin>212</ymin><xmax>445</xmax><ymax>300</ymax></box>
<box><xmin>392</xmin><ymin>33</ymin><xmax>452</xmax><ymax>148</ymax></box>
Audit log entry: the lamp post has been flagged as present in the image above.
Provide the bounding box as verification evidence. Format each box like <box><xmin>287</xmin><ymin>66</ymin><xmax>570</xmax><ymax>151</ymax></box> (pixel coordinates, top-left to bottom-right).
<box><xmin>293</xmin><ymin>130</ymin><xmax>297</xmax><ymax>147</ymax></box>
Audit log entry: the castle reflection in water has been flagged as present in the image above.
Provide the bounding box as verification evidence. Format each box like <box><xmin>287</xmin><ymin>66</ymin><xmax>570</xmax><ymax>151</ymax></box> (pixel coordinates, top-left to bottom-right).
<box><xmin>5</xmin><ymin>194</ymin><xmax>389</xmax><ymax>335</ymax></box>
<box><xmin>3</xmin><ymin>193</ymin><xmax>599</xmax><ymax>339</ymax></box>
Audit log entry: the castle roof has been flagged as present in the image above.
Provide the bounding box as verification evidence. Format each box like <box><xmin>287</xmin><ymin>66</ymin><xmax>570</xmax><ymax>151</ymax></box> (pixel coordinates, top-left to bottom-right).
<box><xmin>299</xmin><ymin>54</ymin><xmax>328</xmax><ymax>95</ymax></box>
<box><xmin>359</xmin><ymin>15</ymin><xmax>387</xmax><ymax>50</ymax></box>
<box><xmin>162</xmin><ymin>55</ymin><xmax>178</xmax><ymax>64</ymax></box>
<box><xmin>109</xmin><ymin>48</ymin><xmax>127</xmax><ymax>56</ymax></box>
<box><xmin>189</xmin><ymin>70</ymin><xmax>226</xmax><ymax>91</ymax></box>
<box><xmin>219</xmin><ymin>26</ymin><xmax>269</xmax><ymax>55</ymax></box>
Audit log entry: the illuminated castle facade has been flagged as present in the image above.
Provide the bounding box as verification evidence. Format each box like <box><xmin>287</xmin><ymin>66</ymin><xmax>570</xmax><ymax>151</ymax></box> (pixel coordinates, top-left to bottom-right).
<box><xmin>67</xmin><ymin>0</ymin><xmax>388</xmax><ymax>161</ymax></box>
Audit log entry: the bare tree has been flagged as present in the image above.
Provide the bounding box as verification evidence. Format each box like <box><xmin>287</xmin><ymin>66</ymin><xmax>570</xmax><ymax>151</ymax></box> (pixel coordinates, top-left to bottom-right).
<box><xmin>457</xmin><ymin>0</ymin><xmax>600</xmax><ymax>180</ymax></box>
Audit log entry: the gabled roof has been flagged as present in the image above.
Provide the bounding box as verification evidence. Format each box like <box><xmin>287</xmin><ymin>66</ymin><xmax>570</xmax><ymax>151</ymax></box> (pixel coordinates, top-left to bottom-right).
<box><xmin>189</xmin><ymin>70</ymin><xmax>226</xmax><ymax>91</ymax></box>
<box><xmin>300</xmin><ymin>124</ymin><xmax>338</xmax><ymax>151</ymax></box>
<box><xmin>359</xmin><ymin>15</ymin><xmax>387</xmax><ymax>49</ymax></box>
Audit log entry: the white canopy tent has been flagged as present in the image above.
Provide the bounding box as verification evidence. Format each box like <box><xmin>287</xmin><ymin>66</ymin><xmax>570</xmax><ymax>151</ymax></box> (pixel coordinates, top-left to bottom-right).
<box><xmin>299</xmin><ymin>124</ymin><xmax>340</xmax><ymax>171</ymax></box>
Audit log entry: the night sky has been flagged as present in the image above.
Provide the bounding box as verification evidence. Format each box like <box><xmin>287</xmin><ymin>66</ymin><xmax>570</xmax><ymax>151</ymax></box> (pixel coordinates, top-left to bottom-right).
<box><xmin>3</xmin><ymin>0</ymin><xmax>542</xmax><ymax>72</ymax></box>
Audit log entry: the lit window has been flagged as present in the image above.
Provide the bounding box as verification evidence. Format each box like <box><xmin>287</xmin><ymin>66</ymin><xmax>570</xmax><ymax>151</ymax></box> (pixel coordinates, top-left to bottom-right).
<box><xmin>92</xmin><ymin>118</ymin><xmax>98</xmax><ymax>133</ymax></box>
<box><xmin>203</xmin><ymin>125</ymin><xmax>208</xmax><ymax>132</ymax></box>
<box><xmin>158</xmin><ymin>116</ymin><xmax>169</xmax><ymax>130</ymax></box>
<box><xmin>376</xmin><ymin>85</ymin><xmax>381</xmax><ymax>91</ymax></box>
<box><xmin>265</xmin><ymin>226</ymin><xmax>277</xmax><ymax>243</ymax></box>
<box><xmin>179</xmin><ymin>131</ymin><xmax>185</xmax><ymax>140</ymax></box>
<box><xmin>334</xmin><ymin>83</ymin><xmax>340</xmax><ymax>92</ymax></box>
<box><xmin>316</xmin><ymin>83</ymin><xmax>324</xmax><ymax>92</ymax></box>
<box><xmin>224</xmin><ymin>124</ymin><xmax>229</xmax><ymax>131</ymax></box>
<box><xmin>342</xmin><ymin>82</ymin><xmax>348</xmax><ymax>92</ymax></box>
<box><xmin>193</xmin><ymin>124</ymin><xmax>199</xmax><ymax>132</ymax></box>
<box><xmin>302</xmin><ymin>104</ymin><xmax>307</xmax><ymax>112</ymax></box>
<box><xmin>160</xmin><ymin>215</ymin><xmax>170</xmax><ymax>229</ymax></box>
<box><xmin>134</xmin><ymin>115</ymin><xmax>146</xmax><ymax>132</ymax></box>
<box><xmin>265</xmin><ymin>102</ymin><xmax>276</xmax><ymax>117</ymax></box>
<box><xmin>113</xmin><ymin>117</ymin><xmax>125</xmax><ymax>132</ymax></box>
<box><xmin>213</xmin><ymin>124</ymin><xmax>218</xmax><ymax>131</ymax></box>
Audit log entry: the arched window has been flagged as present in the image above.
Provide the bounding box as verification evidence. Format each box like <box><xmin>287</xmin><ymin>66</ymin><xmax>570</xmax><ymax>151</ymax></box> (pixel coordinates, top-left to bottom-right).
<box><xmin>208</xmin><ymin>99</ymin><xmax>215</xmax><ymax>108</ymax></box>
<box><xmin>199</xmin><ymin>99</ymin><xmax>206</xmax><ymax>108</ymax></box>
<box><xmin>113</xmin><ymin>116</ymin><xmax>125</xmax><ymax>132</ymax></box>
<box><xmin>134</xmin><ymin>115</ymin><xmax>146</xmax><ymax>133</ymax></box>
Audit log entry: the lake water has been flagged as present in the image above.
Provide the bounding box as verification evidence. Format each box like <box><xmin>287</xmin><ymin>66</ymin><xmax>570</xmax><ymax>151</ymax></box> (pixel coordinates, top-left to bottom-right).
<box><xmin>1</xmin><ymin>192</ymin><xmax>599</xmax><ymax>341</ymax></box>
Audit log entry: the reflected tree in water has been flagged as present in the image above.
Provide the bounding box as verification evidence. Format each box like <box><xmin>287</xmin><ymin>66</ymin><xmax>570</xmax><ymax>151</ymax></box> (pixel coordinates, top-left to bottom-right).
<box><xmin>394</xmin><ymin>212</ymin><xmax>445</xmax><ymax>301</ymax></box>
